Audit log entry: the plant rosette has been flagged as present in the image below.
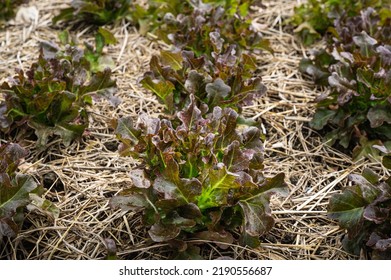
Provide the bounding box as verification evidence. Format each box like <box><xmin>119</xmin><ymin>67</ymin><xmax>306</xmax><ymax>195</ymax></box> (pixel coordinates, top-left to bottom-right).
<box><xmin>53</xmin><ymin>0</ymin><xmax>133</xmax><ymax>26</ymax></box>
<box><xmin>141</xmin><ymin>46</ymin><xmax>267</xmax><ymax>115</ymax></box>
<box><xmin>0</xmin><ymin>143</ymin><xmax>58</xmax><ymax>239</ymax></box>
<box><xmin>300</xmin><ymin>8</ymin><xmax>391</xmax><ymax>155</ymax></box>
<box><xmin>110</xmin><ymin>97</ymin><xmax>287</xmax><ymax>251</ymax></box>
<box><xmin>0</xmin><ymin>41</ymin><xmax>117</xmax><ymax>146</ymax></box>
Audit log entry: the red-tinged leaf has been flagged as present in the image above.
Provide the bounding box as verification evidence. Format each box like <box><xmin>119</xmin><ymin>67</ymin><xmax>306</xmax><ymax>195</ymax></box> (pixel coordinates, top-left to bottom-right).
<box><xmin>129</xmin><ymin>169</ymin><xmax>151</xmax><ymax>189</ymax></box>
<box><xmin>0</xmin><ymin>217</ymin><xmax>19</xmax><ymax>238</ymax></box>
<box><xmin>363</xmin><ymin>204</ymin><xmax>389</xmax><ymax>224</ymax></box>
<box><xmin>177</xmin><ymin>95</ymin><xmax>203</xmax><ymax>131</ymax></box>
<box><xmin>194</xmin><ymin>230</ymin><xmax>234</xmax><ymax>249</ymax></box>
<box><xmin>348</xmin><ymin>174</ymin><xmax>380</xmax><ymax>202</ymax></box>
<box><xmin>177</xmin><ymin>203</ymin><xmax>202</xmax><ymax>219</ymax></box>
<box><xmin>0</xmin><ymin>143</ymin><xmax>28</xmax><ymax>175</ymax></box>
<box><xmin>166</xmin><ymin>211</ymin><xmax>196</xmax><ymax>228</ymax></box>
<box><xmin>223</xmin><ymin>140</ymin><xmax>251</xmax><ymax>172</ymax></box>
<box><xmin>179</xmin><ymin>179</ymin><xmax>202</xmax><ymax>202</ymax></box>
<box><xmin>153</xmin><ymin>178</ymin><xmax>181</xmax><ymax>201</ymax></box>
<box><xmin>184</xmin><ymin>70</ymin><xmax>205</xmax><ymax>94</ymax></box>
<box><xmin>206</xmin><ymin>78</ymin><xmax>231</xmax><ymax>106</ymax></box>
<box><xmin>149</xmin><ymin>222</ymin><xmax>181</xmax><ymax>242</ymax></box>
<box><xmin>353</xmin><ymin>31</ymin><xmax>377</xmax><ymax>55</ymax></box>
<box><xmin>238</xmin><ymin>196</ymin><xmax>274</xmax><ymax>237</ymax></box>
<box><xmin>256</xmin><ymin>173</ymin><xmax>288</xmax><ymax>196</ymax></box>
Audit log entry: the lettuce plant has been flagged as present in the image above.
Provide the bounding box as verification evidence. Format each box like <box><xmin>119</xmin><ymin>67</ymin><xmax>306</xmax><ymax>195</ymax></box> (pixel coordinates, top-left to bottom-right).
<box><xmin>153</xmin><ymin>0</ymin><xmax>272</xmax><ymax>54</ymax></box>
<box><xmin>301</xmin><ymin>8</ymin><xmax>391</xmax><ymax>151</ymax></box>
<box><xmin>141</xmin><ymin>46</ymin><xmax>266</xmax><ymax>115</ymax></box>
<box><xmin>0</xmin><ymin>0</ymin><xmax>26</xmax><ymax>22</ymax></box>
<box><xmin>59</xmin><ymin>27</ymin><xmax>118</xmax><ymax>73</ymax></box>
<box><xmin>290</xmin><ymin>0</ymin><xmax>388</xmax><ymax>45</ymax></box>
<box><xmin>53</xmin><ymin>0</ymin><xmax>132</xmax><ymax>26</ymax></box>
<box><xmin>0</xmin><ymin>143</ymin><xmax>38</xmax><ymax>239</ymax></box>
<box><xmin>0</xmin><ymin>42</ymin><xmax>117</xmax><ymax>146</ymax></box>
<box><xmin>110</xmin><ymin>97</ymin><xmax>286</xmax><ymax>251</ymax></box>
<box><xmin>328</xmin><ymin>166</ymin><xmax>391</xmax><ymax>259</ymax></box>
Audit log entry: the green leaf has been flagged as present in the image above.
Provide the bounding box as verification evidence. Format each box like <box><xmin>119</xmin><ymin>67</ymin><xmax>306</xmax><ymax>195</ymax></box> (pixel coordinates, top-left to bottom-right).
<box><xmin>141</xmin><ymin>76</ymin><xmax>175</xmax><ymax>105</ymax></box>
<box><xmin>382</xmin><ymin>155</ymin><xmax>391</xmax><ymax>169</ymax></box>
<box><xmin>0</xmin><ymin>174</ymin><xmax>38</xmax><ymax>215</ymax></box>
<box><xmin>0</xmin><ymin>174</ymin><xmax>39</xmax><ymax>238</ymax></box>
<box><xmin>115</xmin><ymin>117</ymin><xmax>140</xmax><ymax>144</ymax></box>
<box><xmin>160</xmin><ymin>50</ymin><xmax>183</xmax><ymax>71</ymax></box>
<box><xmin>98</xmin><ymin>27</ymin><xmax>118</xmax><ymax>45</ymax></box>
<box><xmin>310</xmin><ymin>109</ymin><xmax>338</xmax><ymax>130</ymax></box>
<box><xmin>352</xmin><ymin>138</ymin><xmax>383</xmax><ymax>161</ymax></box>
<box><xmin>29</xmin><ymin>193</ymin><xmax>60</xmax><ymax>219</ymax></box>
<box><xmin>197</xmin><ymin>167</ymin><xmax>239</xmax><ymax>210</ymax></box>
<box><xmin>362</xmin><ymin>168</ymin><xmax>380</xmax><ymax>185</ymax></box>
<box><xmin>58</xmin><ymin>30</ymin><xmax>70</xmax><ymax>45</ymax></box>
<box><xmin>328</xmin><ymin>186</ymin><xmax>366</xmax><ymax>230</ymax></box>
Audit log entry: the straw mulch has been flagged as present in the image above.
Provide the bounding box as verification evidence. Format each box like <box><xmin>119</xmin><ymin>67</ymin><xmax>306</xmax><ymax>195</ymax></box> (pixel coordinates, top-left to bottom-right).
<box><xmin>0</xmin><ymin>0</ymin><xmax>379</xmax><ymax>260</ymax></box>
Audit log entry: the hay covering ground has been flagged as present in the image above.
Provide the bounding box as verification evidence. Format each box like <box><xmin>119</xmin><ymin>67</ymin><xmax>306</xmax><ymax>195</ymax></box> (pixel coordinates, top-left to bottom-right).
<box><xmin>0</xmin><ymin>0</ymin><xmax>379</xmax><ymax>260</ymax></box>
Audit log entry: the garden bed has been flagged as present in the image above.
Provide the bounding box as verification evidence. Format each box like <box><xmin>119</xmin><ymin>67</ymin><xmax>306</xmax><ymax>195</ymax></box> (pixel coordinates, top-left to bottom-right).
<box><xmin>1</xmin><ymin>0</ymin><xmax>380</xmax><ymax>260</ymax></box>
